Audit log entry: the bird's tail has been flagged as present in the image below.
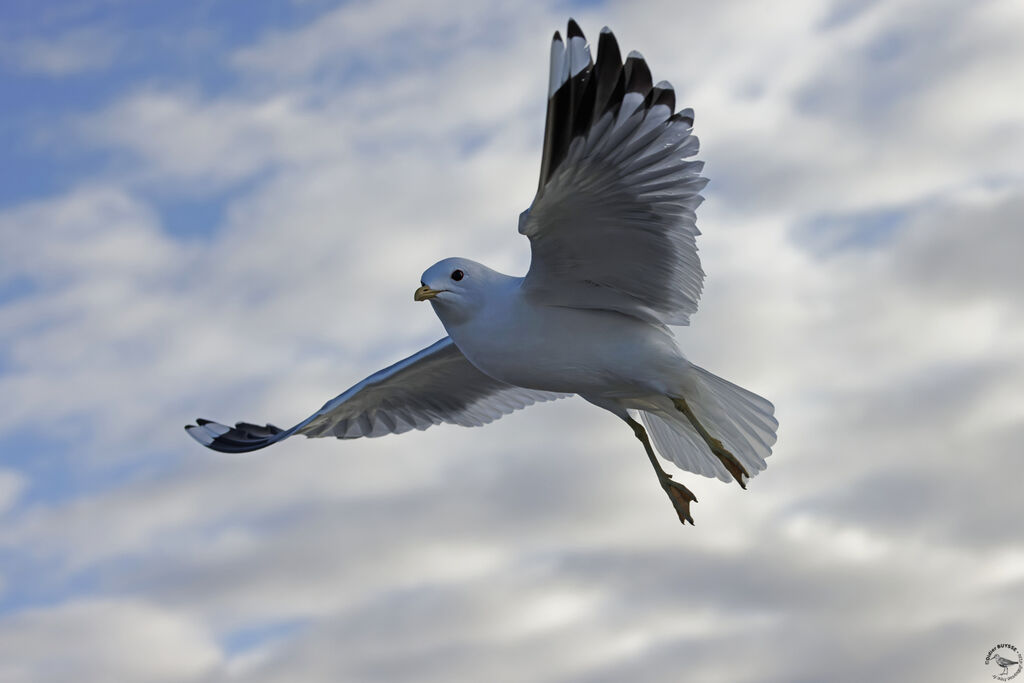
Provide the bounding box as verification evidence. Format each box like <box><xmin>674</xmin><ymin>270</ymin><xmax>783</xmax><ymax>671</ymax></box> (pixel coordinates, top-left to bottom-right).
<box><xmin>640</xmin><ymin>364</ymin><xmax>778</xmax><ymax>483</ymax></box>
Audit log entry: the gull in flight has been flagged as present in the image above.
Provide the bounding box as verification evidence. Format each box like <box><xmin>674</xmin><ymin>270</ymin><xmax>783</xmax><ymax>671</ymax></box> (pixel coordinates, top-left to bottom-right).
<box><xmin>186</xmin><ymin>20</ymin><xmax>778</xmax><ymax>525</ymax></box>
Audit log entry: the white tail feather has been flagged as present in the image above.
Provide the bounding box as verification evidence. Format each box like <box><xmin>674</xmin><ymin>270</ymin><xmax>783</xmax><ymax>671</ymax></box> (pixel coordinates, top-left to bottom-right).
<box><xmin>641</xmin><ymin>410</ymin><xmax>732</xmax><ymax>481</ymax></box>
<box><xmin>640</xmin><ymin>365</ymin><xmax>778</xmax><ymax>483</ymax></box>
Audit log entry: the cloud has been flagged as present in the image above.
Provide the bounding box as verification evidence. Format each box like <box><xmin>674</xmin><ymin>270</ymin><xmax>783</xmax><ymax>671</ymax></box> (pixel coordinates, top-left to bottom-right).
<box><xmin>1</xmin><ymin>0</ymin><xmax>1023</xmax><ymax>681</ymax></box>
<box><xmin>77</xmin><ymin>89</ymin><xmax>342</xmax><ymax>190</ymax></box>
<box><xmin>2</xmin><ymin>27</ymin><xmax>120</xmax><ymax>76</ymax></box>
<box><xmin>0</xmin><ymin>470</ymin><xmax>26</xmax><ymax>515</ymax></box>
<box><xmin>228</xmin><ymin>0</ymin><xmax>549</xmax><ymax>81</ymax></box>
<box><xmin>605</xmin><ymin>0</ymin><xmax>1024</xmax><ymax>220</ymax></box>
<box><xmin>0</xmin><ymin>599</ymin><xmax>220</xmax><ymax>682</ymax></box>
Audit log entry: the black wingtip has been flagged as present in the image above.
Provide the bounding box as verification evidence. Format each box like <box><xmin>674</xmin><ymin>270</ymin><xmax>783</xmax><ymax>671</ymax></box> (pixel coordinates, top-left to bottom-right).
<box><xmin>644</xmin><ymin>84</ymin><xmax>675</xmax><ymax>113</ymax></box>
<box><xmin>537</xmin><ymin>22</ymin><xmax>695</xmax><ymax>191</ymax></box>
<box><xmin>185</xmin><ymin>419</ymin><xmax>286</xmax><ymax>453</ymax></box>
<box><xmin>552</xmin><ymin>30</ymin><xmax>562</xmax><ymax>43</ymax></box>
<box><xmin>593</xmin><ymin>29</ymin><xmax>624</xmax><ymax>118</ymax></box>
<box><xmin>596</xmin><ymin>27</ymin><xmax>620</xmax><ymax>55</ymax></box>
<box><xmin>624</xmin><ymin>52</ymin><xmax>652</xmax><ymax>95</ymax></box>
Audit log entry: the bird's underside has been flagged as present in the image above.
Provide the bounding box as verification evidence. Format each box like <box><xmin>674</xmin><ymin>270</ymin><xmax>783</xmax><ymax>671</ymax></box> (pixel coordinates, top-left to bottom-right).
<box><xmin>185</xmin><ymin>20</ymin><xmax>778</xmax><ymax>527</ymax></box>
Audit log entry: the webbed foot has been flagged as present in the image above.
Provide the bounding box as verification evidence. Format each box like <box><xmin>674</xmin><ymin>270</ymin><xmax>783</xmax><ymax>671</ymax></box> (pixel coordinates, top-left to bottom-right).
<box><xmin>659</xmin><ymin>473</ymin><xmax>698</xmax><ymax>526</ymax></box>
<box><xmin>628</xmin><ymin>416</ymin><xmax>699</xmax><ymax>526</ymax></box>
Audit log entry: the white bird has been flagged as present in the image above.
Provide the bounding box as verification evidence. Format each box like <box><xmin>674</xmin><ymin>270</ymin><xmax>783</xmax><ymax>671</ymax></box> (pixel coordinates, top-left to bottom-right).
<box><xmin>186</xmin><ymin>20</ymin><xmax>778</xmax><ymax>526</ymax></box>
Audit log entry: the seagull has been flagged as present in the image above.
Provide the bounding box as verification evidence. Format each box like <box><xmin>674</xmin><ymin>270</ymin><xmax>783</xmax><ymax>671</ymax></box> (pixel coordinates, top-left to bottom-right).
<box><xmin>186</xmin><ymin>20</ymin><xmax>778</xmax><ymax>526</ymax></box>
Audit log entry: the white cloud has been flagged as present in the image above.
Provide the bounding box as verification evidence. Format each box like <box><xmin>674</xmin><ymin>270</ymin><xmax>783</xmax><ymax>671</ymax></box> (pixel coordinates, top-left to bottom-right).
<box><xmin>229</xmin><ymin>0</ymin><xmax>551</xmax><ymax>81</ymax></box>
<box><xmin>78</xmin><ymin>89</ymin><xmax>346</xmax><ymax>189</ymax></box>
<box><xmin>2</xmin><ymin>27</ymin><xmax>120</xmax><ymax>76</ymax></box>
<box><xmin>2</xmin><ymin>0</ymin><xmax>1024</xmax><ymax>681</ymax></box>
<box><xmin>0</xmin><ymin>600</ymin><xmax>220</xmax><ymax>682</ymax></box>
<box><xmin>0</xmin><ymin>470</ymin><xmax>26</xmax><ymax>515</ymax></box>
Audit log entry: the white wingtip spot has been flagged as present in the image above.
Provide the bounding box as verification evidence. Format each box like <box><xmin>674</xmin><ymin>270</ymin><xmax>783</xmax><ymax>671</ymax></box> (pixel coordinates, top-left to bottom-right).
<box><xmin>201</xmin><ymin>422</ymin><xmax>231</xmax><ymax>438</ymax></box>
<box><xmin>186</xmin><ymin>425</ymin><xmax>214</xmax><ymax>446</ymax></box>
<box><xmin>568</xmin><ymin>35</ymin><xmax>590</xmax><ymax>76</ymax></box>
<box><xmin>655</xmin><ymin>80</ymin><xmax>673</xmax><ymax>90</ymax></box>
<box><xmin>627</xmin><ymin>50</ymin><xmax>644</xmax><ymax>60</ymax></box>
<box><xmin>548</xmin><ymin>39</ymin><xmax>567</xmax><ymax>97</ymax></box>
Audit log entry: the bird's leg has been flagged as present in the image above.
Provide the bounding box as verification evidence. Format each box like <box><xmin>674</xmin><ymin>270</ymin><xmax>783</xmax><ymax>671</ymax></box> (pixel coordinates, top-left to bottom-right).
<box><xmin>626</xmin><ymin>417</ymin><xmax>697</xmax><ymax>526</ymax></box>
<box><xmin>671</xmin><ymin>397</ymin><xmax>749</xmax><ymax>489</ymax></box>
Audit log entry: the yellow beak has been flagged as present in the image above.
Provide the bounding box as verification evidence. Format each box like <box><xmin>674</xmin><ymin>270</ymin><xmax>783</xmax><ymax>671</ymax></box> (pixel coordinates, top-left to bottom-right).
<box><xmin>414</xmin><ymin>285</ymin><xmax>442</xmax><ymax>302</ymax></box>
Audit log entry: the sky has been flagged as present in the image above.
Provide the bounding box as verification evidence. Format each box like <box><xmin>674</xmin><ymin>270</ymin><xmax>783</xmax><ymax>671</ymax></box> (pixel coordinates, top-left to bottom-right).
<box><xmin>1</xmin><ymin>0</ymin><xmax>1023</xmax><ymax>681</ymax></box>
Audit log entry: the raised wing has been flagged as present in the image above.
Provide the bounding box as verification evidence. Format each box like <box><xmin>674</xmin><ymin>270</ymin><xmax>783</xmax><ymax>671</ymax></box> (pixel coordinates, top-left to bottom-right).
<box><xmin>520</xmin><ymin>21</ymin><xmax>707</xmax><ymax>326</ymax></box>
<box><xmin>185</xmin><ymin>337</ymin><xmax>565</xmax><ymax>453</ymax></box>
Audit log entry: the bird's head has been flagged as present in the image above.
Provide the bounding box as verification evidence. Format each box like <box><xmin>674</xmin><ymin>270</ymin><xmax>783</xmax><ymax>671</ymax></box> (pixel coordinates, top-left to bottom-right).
<box><xmin>415</xmin><ymin>257</ymin><xmax>496</xmax><ymax>325</ymax></box>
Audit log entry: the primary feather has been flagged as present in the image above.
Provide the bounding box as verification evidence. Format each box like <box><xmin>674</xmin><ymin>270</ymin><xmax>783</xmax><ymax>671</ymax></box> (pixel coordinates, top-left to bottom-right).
<box><xmin>521</xmin><ymin>24</ymin><xmax>707</xmax><ymax>326</ymax></box>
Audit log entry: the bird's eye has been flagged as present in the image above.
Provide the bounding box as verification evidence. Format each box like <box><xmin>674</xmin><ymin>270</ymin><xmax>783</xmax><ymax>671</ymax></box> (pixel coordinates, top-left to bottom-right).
<box><xmin>451</xmin><ymin>269</ymin><xmax>464</xmax><ymax>281</ymax></box>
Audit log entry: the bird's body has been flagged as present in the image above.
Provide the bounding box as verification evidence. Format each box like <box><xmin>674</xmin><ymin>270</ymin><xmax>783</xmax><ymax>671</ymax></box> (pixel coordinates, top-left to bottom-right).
<box><xmin>426</xmin><ymin>259</ymin><xmax>686</xmax><ymax>399</ymax></box>
<box><xmin>186</xmin><ymin>21</ymin><xmax>778</xmax><ymax>526</ymax></box>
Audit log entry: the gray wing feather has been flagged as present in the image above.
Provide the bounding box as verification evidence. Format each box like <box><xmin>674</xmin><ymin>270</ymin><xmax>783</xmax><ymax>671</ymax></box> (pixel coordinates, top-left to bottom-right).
<box><xmin>185</xmin><ymin>337</ymin><xmax>566</xmax><ymax>453</ymax></box>
<box><xmin>522</xmin><ymin>24</ymin><xmax>707</xmax><ymax>326</ymax></box>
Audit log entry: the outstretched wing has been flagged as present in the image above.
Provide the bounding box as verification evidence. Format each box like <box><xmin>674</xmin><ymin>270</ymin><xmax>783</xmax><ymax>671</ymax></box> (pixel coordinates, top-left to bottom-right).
<box><xmin>520</xmin><ymin>21</ymin><xmax>707</xmax><ymax>326</ymax></box>
<box><xmin>185</xmin><ymin>337</ymin><xmax>566</xmax><ymax>453</ymax></box>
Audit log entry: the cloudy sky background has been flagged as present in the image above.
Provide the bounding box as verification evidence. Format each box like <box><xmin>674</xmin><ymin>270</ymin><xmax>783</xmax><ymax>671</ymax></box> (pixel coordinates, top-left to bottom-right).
<box><xmin>1</xmin><ymin>0</ymin><xmax>1023</xmax><ymax>680</ymax></box>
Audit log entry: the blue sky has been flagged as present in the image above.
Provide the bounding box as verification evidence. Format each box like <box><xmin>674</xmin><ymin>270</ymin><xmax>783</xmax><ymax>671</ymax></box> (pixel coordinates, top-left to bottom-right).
<box><xmin>1</xmin><ymin>0</ymin><xmax>1023</xmax><ymax>681</ymax></box>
